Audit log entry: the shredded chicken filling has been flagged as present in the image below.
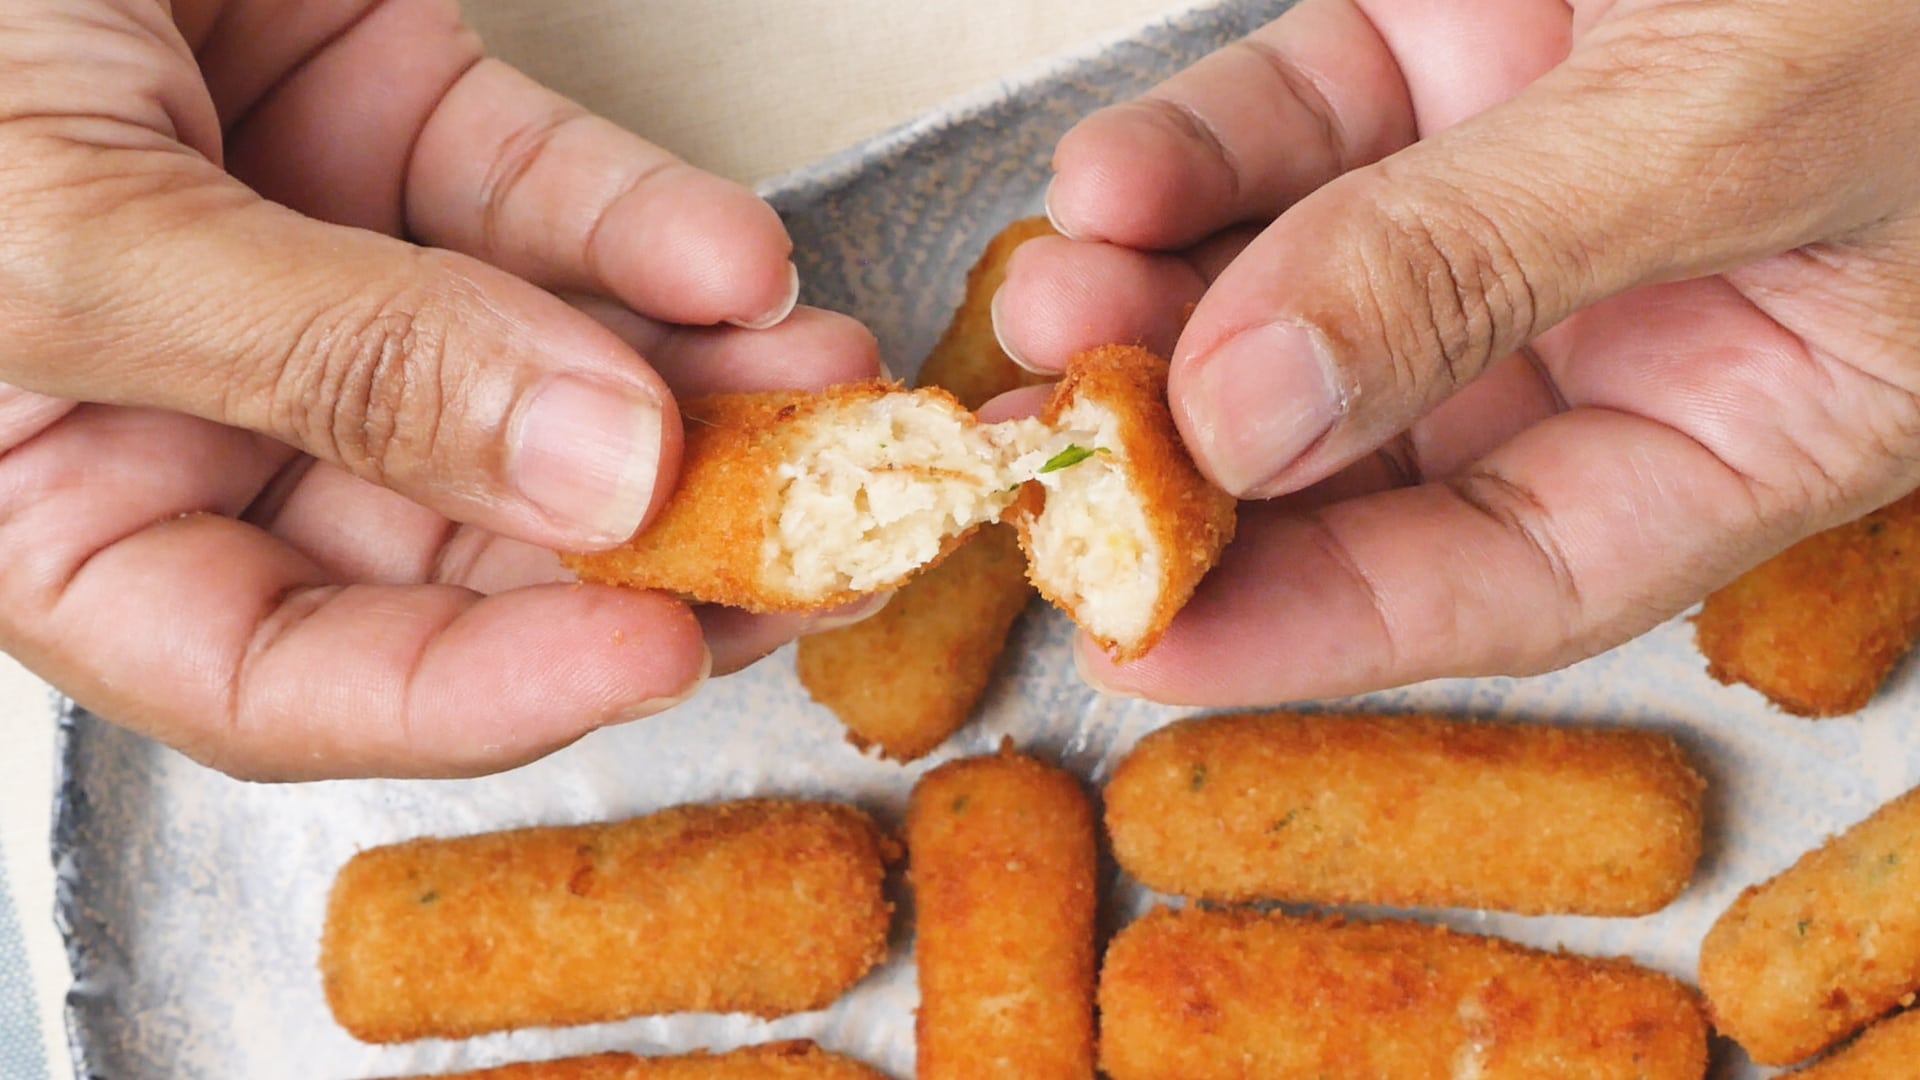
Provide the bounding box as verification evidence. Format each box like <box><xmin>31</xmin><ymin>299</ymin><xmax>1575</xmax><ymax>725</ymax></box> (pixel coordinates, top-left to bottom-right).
<box><xmin>1024</xmin><ymin>399</ymin><xmax>1161</xmax><ymax>644</ymax></box>
<box><xmin>766</xmin><ymin>397</ymin><xmax>1057</xmax><ymax>594</ymax></box>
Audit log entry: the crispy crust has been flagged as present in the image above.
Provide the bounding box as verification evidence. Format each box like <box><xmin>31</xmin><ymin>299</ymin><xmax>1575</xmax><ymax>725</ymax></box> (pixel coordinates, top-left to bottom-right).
<box><xmin>563</xmin><ymin>382</ymin><xmax>978</xmax><ymax>612</ymax></box>
<box><xmin>1787</xmin><ymin>1008</ymin><xmax>1920</xmax><ymax>1079</ymax></box>
<box><xmin>796</xmin><ymin>523</ymin><xmax>1031</xmax><ymax>760</ymax></box>
<box><xmin>908</xmin><ymin>745</ymin><xmax>1098</xmax><ymax>1080</ymax></box>
<box><xmin>1694</xmin><ymin>491</ymin><xmax>1920</xmax><ymax>717</ymax></box>
<box><xmin>383</xmin><ymin>1043</ymin><xmax>889</xmax><ymax>1080</ymax></box>
<box><xmin>1097</xmin><ymin>907</ymin><xmax>1708</xmax><ymax>1080</ymax></box>
<box><xmin>1105</xmin><ymin>710</ymin><xmax>1705</xmax><ymax>916</ymax></box>
<box><xmin>1016</xmin><ymin>344</ymin><xmax>1237</xmax><ymax>660</ymax></box>
<box><xmin>1700</xmin><ymin>782</ymin><xmax>1920</xmax><ymax>1065</ymax></box>
<box><xmin>915</xmin><ymin>216</ymin><xmax>1057</xmax><ymax>410</ymax></box>
<box><xmin>321</xmin><ymin>800</ymin><xmax>895</xmax><ymax>1043</ymax></box>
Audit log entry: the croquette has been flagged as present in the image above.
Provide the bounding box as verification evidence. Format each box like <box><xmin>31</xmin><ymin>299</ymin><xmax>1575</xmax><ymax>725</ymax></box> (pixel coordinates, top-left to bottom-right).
<box><xmin>914</xmin><ymin>215</ymin><xmax>1057</xmax><ymax>411</ymax></box>
<box><xmin>907</xmin><ymin>745</ymin><xmax>1098</xmax><ymax>1079</ymax></box>
<box><xmin>1105</xmin><ymin>710</ymin><xmax>1705</xmax><ymax>915</ymax></box>
<box><xmin>793</xmin><ymin>218</ymin><xmax>1055</xmax><ymax>758</ymax></box>
<box><xmin>1786</xmin><ymin>1007</ymin><xmax>1920</xmax><ymax>1079</ymax></box>
<box><xmin>1097</xmin><ymin>907</ymin><xmax>1709</xmax><ymax>1080</ymax></box>
<box><xmin>796</xmin><ymin>523</ymin><xmax>1032</xmax><ymax>760</ymax></box>
<box><xmin>1010</xmin><ymin>345</ymin><xmax>1237</xmax><ymax>660</ymax></box>
<box><xmin>1700</xmin><ymin>781</ymin><xmax>1920</xmax><ymax>1065</ymax></box>
<box><xmin>1695</xmin><ymin>490</ymin><xmax>1920</xmax><ymax>716</ymax></box>
<box><xmin>321</xmin><ymin>800</ymin><xmax>894</xmax><ymax>1043</ymax></box>
<box><xmin>384</xmin><ymin>1042</ymin><xmax>889</xmax><ymax>1080</ymax></box>
<box><xmin>569</xmin><ymin>347</ymin><xmax>1235</xmax><ymax>659</ymax></box>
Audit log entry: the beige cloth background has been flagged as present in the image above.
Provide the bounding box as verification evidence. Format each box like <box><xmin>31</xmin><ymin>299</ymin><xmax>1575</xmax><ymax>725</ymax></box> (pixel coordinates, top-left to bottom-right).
<box><xmin>0</xmin><ymin>1</ymin><xmax>1210</xmax><ymax>1075</ymax></box>
<box><xmin>463</xmin><ymin>0</ymin><xmax>1204</xmax><ymax>185</ymax></box>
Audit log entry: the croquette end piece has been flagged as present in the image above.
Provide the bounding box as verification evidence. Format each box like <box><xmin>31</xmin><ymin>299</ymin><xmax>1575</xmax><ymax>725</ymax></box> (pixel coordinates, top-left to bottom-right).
<box><xmin>1700</xmin><ymin>783</ymin><xmax>1920</xmax><ymax>1065</ymax></box>
<box><xmin>1694</xmin><ymin>491</ymin><xmax>1920</xmax><ymax>717</ymax></box>
<box><xmin>1017</xmin><ymin>345</ymin><xmax>1236</xmax><ymax>661</ymax></box>
<box><xmin>1788</xmin><ymin>1008</ymin><xmax>1920</xmax><ymax>1079</ymax></box>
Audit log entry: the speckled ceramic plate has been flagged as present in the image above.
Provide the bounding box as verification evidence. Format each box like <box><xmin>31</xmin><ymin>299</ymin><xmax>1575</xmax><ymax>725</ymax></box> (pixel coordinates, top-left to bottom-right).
<box><xmin>51</xmin><ymin>1</ymin><xmax>1920</xmax><ymax>1076</ymax></box>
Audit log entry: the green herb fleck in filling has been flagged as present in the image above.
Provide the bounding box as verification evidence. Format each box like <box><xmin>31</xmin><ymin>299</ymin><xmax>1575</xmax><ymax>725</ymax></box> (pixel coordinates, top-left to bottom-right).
<box><xmin>1040</xmin><ymin>444</ymin><xmax>1100</xmax><ymax>474</ymax></box>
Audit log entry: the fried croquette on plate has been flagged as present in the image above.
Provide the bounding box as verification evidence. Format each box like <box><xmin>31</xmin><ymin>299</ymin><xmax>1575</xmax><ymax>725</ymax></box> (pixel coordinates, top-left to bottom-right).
<box><xmin>321</xmin><ymin>800</ymin><xmax>894</xmax><ymax>1044</ymax></box>
<box><xmin>914</xmin><ymin>215</ymin><xmax>1057</xmax><ymax>411</ymax></box>
<box><xmin>1010</xmin><ymin>345</ymin><xmax>1236</xmax><ymax>661</ymax></box>
<box><xmin>1105</xmin><ymin>710</ymin><xmax>1705</xmax><ymax>916</ymax></box>
<box><xmin>1695</xmin><ymin>490</ymin><xmax>1920</xmax><ymax>716</ymax></box>
<box><xmin>1701</xmin><ymin>781</ymin><xmax>1920</xmax><ymax>1065</ymax></box>
<box><xmin>794</xmin><ymin>218</ymin><xmax>1055</xmax><ymax>758</ymax></box>
<box><xmin>1784</xmin><ymin>1007</ymin><xmax>1920</xmax><ymax>1079</ymax></box>
<box><xmin>908</xmin><ymin>745</ymin><xmax>1098</xmax><ymax>1080</ymax></box>
<box><xmin>383</xmin><ymin>1042</ymin><xmax>889</xmax><ymax>1080</ymax></box>
<box><xmin>570</xmin><ymin>346</ymin><xmax>1234</xmax><ymax>658</ymax></box>
<box><xmin>1098</xmin><ymin>907</ymin><xmax>1709</xmax><ymax>1080</ymax></box>
<box><xmin>796</xmin><ymin>523</ymin><xmax>1032</xmax><ymax>760</ymax></box>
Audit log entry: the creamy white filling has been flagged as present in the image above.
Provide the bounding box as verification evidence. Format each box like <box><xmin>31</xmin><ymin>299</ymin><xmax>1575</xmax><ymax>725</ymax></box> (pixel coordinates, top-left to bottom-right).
<box><xmin>760</xmin><ymin>391</ymin><xmax>1161</xmax><ymax>621</ymax></box>
<box><xmin>1024</xmin><ymin>398</ymin><xmax>1161</xmax><ymax>645</ymax></box>
<box><xmin>764</xmin><ymin>396</ymin><xmax>1055</xmax><ymax>595</ymax></box>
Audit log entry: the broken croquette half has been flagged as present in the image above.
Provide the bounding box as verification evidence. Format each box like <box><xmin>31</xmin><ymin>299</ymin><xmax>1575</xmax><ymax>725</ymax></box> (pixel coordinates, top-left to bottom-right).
<box><xmin>1015</xmin><ymin>344</ymin><xmax>1237</xmax><ymax>661</ymax></box>
<box><xmin>562</xmin><ymin>382</ymin><xmax>1033</xmax><ymax>612</ymax></box>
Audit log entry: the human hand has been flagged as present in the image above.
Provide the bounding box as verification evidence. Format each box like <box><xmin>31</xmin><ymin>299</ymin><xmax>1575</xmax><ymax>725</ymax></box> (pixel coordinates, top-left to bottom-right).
<box><xmin>0</xmin><ymin>0</ymin><xmax>881</xmax><ymax>779</ymax></box>
<box><xmin>993</xmin><ymin>0</ymin><xmax>1920</xmax><ymax>703</ymax></box>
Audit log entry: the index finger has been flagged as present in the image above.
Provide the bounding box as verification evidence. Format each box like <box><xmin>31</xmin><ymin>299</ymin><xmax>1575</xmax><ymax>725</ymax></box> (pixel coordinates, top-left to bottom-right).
<box><xmin>1046</xmin><ymin>0</ymin><xmax>1570</xmax><ymax>250</ymax></box>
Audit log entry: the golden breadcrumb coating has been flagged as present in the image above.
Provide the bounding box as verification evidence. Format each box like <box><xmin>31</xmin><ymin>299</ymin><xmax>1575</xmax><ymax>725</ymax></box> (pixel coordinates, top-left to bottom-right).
<box><xmin>321</xmin><ymin>800</ymin><xmax>895</xmax><ymax>1043</ymax></box>
<box><xmin>1694</xmin><ymin>490</ymin><xmax>1920</xmax><ymax>717</ymax></box>
<box><xmin>565</xmin><ymin>383</ymin><xmax>1024</xmax><ymax>612</ymax></box>
<box><xmin>1701</xmin><ymin>782</ymin><xmax>1920</xmax><ymax>1065</ymax></box>
<box><xmin>915</xmin><ymin>216</ymin><xmax>1057</xmax><ymax>411</ymax></box>
<box><xmin>797</xmin><ymin>523</ymin><xmax>1031</xmax><ymax>760</ymax></box>
<box><xmin>908</xmin><ymin>745</ymin><xmax>1098</xmax><ymax>1080</ymax></box>
<box><xmin>384</xmin><ymin>1042</ymin><xmax>889</xmax><ymax>1080</ymax></box>
<box><xmin>1015</xmin><ymin>345</ymin><xmax>1237</xmax><ymax>661</ymax></box>
<box><xmin>1098</xmin><ymin>907</ymin><xmax>1708</xmax><ymax>1080</ymax></box>
<box><xmin>1106</xmin><ymin>710</ymin><xmax>1705</xmax><ymax>916</ymax></box>
<box><xmin>1785</xmin><ymin>1007</ymin><xmax>1920</xmax><ymax>1079</ymax></box>
<box><xmin>794</xmin><ymin>218</ymin><xmax>1056</xmax><ymax>758</ymax></box>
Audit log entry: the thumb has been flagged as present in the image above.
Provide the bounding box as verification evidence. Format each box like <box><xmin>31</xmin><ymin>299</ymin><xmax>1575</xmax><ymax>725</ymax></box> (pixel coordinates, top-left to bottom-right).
<box><xmin>7</xmin><ymin>160</ymin><xmax>677</xmax><ymax>550</ymax></box>
<box><xmin>1169</xmin><ymin>11</ymin><xmax>1903</xmax><ymax>499</ymax></box>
